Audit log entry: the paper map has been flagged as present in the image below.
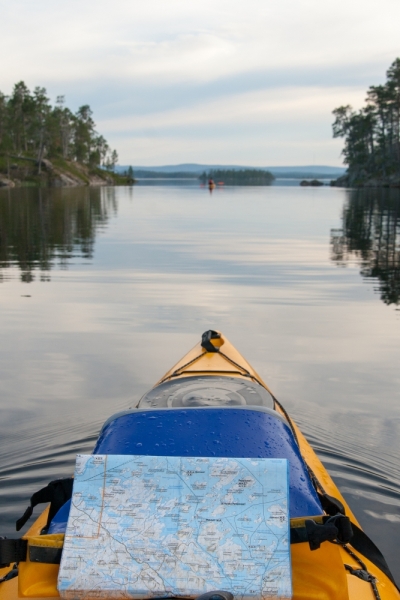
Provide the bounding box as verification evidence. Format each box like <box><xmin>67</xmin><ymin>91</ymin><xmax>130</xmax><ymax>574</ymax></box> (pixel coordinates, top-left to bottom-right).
<box><xmin>58</xmin><ymin>454</ymin><xmax>292</xmax><ymax>599</ymax></box>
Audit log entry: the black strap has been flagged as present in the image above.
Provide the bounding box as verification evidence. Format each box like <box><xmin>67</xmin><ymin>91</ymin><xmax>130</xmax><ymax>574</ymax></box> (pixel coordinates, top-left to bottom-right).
<box><xmin>314</xmin><ymin>493</ymin><xmax>396</xmax><ymax>588</ymax></box>
<box><xmin>290</xmin><ymin>526</ymin><xmax>309</xmax><ymax>544</ymax></box>
<box><xmin>350</xmin><ymin>522</ymin><xmax>398</xmax><ymax>590</ymax></box>
<box><xmin>0</xmin><ymin>539</ymin><xmax>27</xmax><ymax>568</ymax></box>
<box><xmin>318</xmin><ymin>492</ymin><xmax>345</xmax><ymax>516</ymax></box>
<box><xmin>16</xmin><ymin>477</ymin><xmax>73</xmax><ymax>532</ymax></box>
<box><xmin>29</xmin><ymin>545</ymin><xmax>62</xmax><ymax>564</ymax></box>
<box><xmin>201</xmin><ymin>330</ymin><xmax>220</xmax><ymax>353</ymax></box>
<box><xmin>290</xmin><ymin>514</ymin><xmax>353</xmax><ymax>550</ymax></box>
<box><xmin>0</xmin><ymin>537</ymin><xmax>63</xmax><ymax>568</ymax></box>
<box><xmin>291</xmin><ymin>516</ymin><xmax>398</xmax><ymax>590</ymax></box>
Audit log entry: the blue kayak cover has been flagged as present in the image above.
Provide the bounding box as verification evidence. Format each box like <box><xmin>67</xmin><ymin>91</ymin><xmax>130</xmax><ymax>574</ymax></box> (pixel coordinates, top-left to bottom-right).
<box><xmin>49</xmin><ymin>407</ymin><xmax>322</xmax><ymax>533</ymax></box>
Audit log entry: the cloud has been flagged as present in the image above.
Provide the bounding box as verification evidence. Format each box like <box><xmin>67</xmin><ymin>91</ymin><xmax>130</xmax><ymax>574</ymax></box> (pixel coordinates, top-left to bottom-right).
<box><xmin>113</xmin><ymin>135</ymin><xmax>343</xmax><ymax>165</ymax></box>
<box><xmin>3</xmin><ymin>0</ymin><xmax>399</xmax><ymax>89</ymax></box>
<box><xmin>96</xmin><ymin>85</ymin><xmax>362</xmax><ymax>164</ymax></box>
<box><xmin>1</xmin><ymin>0</ymin><xmax>400</xmax><ymax>164</ymax></box>
<box><xmin>99</xmin><ymin>85</ymin><xmax>366</xmax><ymax>133</ymax></box>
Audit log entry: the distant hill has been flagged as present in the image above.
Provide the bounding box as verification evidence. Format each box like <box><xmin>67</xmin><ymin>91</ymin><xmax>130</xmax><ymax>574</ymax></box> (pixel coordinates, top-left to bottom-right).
<box><xmin>117</xmin><ymin>163</ymin><xmax>251</xmax><ymax>174</ymax></box>
<box><xmin>132</xmin><ymin>170</ymin><xmax>199</xmax><ymax>179</ymax></box>
<box><xmin>117</xmin><ymin>164</ymin><xmax>346</xmax><ymax>179</ymax></box>
<box><xmin>265</xmin><ymin>166</ymin><xmax>346</xmax><ymax>176</ymax></box>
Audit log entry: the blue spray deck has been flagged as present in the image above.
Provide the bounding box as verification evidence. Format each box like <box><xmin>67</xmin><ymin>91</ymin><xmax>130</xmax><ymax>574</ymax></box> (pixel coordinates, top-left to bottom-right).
<box><xmin>49</xmin><ymin>406</ymin><xmax>323</xmax><ymax>533</ymax></box>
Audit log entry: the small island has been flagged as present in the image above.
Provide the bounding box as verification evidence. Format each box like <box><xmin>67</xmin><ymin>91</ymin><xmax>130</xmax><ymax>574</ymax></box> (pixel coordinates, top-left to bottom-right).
<box><xmin>332</xmin><ymin>58</ymin><xmax>400</xmax><ymax>188</ymax></box>
<box><xmin>199</xmin><ymin>168</ymin><xmax>275</xmax><ymax>186</ymax></box>
<box><xmin>0</xmin><ymin>81</ymin><xmax>133</xmax><ymax>187</ymax></box>
<box><xmin>300</xmin><ymin>179</ymin><xmax>324</xmax><ymax>186</ymax></box>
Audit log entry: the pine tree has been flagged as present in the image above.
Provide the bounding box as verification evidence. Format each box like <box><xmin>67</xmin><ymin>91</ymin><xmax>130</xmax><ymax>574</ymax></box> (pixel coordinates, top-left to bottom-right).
<box><xmin>333</xmin><ymin>58</ymin><xmax>400</xmax><ymax>183</ymax></box>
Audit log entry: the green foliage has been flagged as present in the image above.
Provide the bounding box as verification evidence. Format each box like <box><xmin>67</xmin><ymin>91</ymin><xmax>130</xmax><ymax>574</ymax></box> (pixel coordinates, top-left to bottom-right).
<box><xmin>199</xmin><ymin>169</ymin><xmax>274</xmax><ymax>185</ymax></box>
<box><xmin>104</xmin><ymin>149</ymin><xmax>119</xmax><ymax>172</ymax></box>
<box><xmin>122</xmin><ymin>165</ymin><xmax>135</xmax><ymax>183</ymax></box>
<box><xmin>332</xmin><ymin>58</ymin><xmax>400</xmax><ymax>180</ymax></box>
<box><xmin>0</xmin><ymin>82</ymin><xmax>118</xmax><ymax>171</ymax></box>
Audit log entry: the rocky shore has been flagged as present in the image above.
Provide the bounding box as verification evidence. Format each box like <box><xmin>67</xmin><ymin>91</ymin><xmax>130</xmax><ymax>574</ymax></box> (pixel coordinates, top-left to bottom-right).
<box><xmin>0</xmin><ymin>157</ymin><xmax>130</xmax><ymax>188</ymax></box>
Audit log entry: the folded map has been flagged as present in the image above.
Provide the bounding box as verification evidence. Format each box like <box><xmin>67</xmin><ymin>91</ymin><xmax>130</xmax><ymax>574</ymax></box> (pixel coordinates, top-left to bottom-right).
<box><xmin>58</xmin><ymin>454</ymin><xmax>292</xmax><ymax>599</ymax></box>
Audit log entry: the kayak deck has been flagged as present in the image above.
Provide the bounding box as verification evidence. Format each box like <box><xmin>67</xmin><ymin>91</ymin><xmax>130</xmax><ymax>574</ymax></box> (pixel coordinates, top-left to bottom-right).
<box><xmin>0</xmin><ymin>331</ymin><xmax>398</xmax><ymax>599</ymax></box>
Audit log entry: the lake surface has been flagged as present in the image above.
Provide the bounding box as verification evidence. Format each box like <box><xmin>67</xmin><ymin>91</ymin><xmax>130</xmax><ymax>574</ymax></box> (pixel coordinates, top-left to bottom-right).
<box><xmin>0</xmin><ymin>183</ymin><xmax>399</xmax><ymax>584</ymax></box>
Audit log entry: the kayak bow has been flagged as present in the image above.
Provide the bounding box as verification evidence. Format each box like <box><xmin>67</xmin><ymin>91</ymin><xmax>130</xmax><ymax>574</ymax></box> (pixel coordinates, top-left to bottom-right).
<box><xmin>0</xmin><ymin>330</ymin><xmax>398</xmax><ymax>599</ymax></box>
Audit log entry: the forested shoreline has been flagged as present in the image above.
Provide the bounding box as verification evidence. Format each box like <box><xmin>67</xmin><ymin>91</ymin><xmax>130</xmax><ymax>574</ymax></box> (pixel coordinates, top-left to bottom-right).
<box><xmin>199</xmin><ymin>169</ymin><xmax>275</xmax><ymax>185</ymax></box>
<box><xmin>0</xmin><ymin>82</ymin><xmax>125</xmax><ymax>187</ymax></box>
<box><xmin>332</xmin><ymin>58</ymin><xmax>400</xmax><ymax>187</ymax></box>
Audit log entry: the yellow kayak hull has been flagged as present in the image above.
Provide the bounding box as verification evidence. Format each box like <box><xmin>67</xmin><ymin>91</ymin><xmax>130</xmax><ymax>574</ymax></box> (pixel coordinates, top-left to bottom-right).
<box><xmin>1</xmin><ymin>331</ymin><xmax>398</xmax><ymax>599</ymax></box>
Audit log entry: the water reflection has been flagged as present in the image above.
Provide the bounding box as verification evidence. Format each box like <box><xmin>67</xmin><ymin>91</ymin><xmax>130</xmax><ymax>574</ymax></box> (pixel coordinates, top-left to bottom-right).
<box><xmin>0</xmin><ymin>185</ymin><xmax>399</xmax><ymax>583</ymax></box>
<box><xmin>0</xmin><ymin>187</ymin><xmax>118</xmax><ymax>282</ymax></box>
<box><xmin>331</xmin><ymin>189</ymin><xmax>400</xmax><ymax>305</ymax></box>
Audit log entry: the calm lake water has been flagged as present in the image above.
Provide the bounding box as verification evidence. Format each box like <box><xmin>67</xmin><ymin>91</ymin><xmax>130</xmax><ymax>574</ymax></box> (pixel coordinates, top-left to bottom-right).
<box><xmin>0</xmin><ymin>184</ymin><xmax>399</xmax><ymax>583</ymax></box>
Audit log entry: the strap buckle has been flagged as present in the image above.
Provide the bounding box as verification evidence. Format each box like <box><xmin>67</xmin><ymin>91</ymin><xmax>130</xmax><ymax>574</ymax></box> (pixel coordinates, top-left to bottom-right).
<box><xmin>305</xmin><ymin>515</ymin><xmax>353</xmax><ymax>550</ymax></box>
<box><xmin>201</xmin><ymin>330</ymin><xmax>220</xmax><ymax>353</ymax></box>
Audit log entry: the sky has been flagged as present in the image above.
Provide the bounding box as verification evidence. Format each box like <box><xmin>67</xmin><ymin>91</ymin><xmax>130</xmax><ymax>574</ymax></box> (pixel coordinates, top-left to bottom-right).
<box><xmin>2</xmin><ymin>0</ymin><xmax>400</xmax><ymax>166</ymax></box>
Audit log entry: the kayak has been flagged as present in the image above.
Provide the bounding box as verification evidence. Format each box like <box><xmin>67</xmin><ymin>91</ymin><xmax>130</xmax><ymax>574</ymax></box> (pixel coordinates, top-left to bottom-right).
<box><xmin>0</xmin><ymin>330</ymin><xmax>399</xmax><ymax>600</ymax></box>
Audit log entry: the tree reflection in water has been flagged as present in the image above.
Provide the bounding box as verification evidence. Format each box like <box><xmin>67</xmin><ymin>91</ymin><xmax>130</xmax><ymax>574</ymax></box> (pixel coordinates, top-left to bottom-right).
<box><xmin>0</xmin><ymin>187</ymin><xmax>118</xmax><ymax>282</ymax></box>
<box><xmin>331</xmin><ymin>189</ymin><xmax>400</xmax><ymax>305</ymax></box>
